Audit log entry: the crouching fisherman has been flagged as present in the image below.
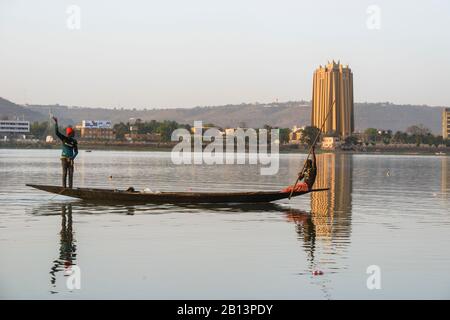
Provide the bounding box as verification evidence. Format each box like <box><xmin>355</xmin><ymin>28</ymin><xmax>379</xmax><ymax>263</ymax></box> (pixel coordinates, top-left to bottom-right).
<box><xmin>52</xmin><ymin>117</ymin><xmax>78</xmax><ymax>188</ymax></box>
<box><xmin>282</xmin><ymin>146</ymin><xmax>317</xmax><ymax>193</ymax></box>
<box><xmin>297</xmin><ymin>145</ymin><xmax>317</xmax><ymax>190</ymax></box>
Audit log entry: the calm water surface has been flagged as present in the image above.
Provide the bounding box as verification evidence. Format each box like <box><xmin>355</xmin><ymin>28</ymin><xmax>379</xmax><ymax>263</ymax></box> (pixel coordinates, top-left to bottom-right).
<box><xmin>0</xmin><ymin>149</ymin><xmax>449</xmax><ymax>299</ymax></box>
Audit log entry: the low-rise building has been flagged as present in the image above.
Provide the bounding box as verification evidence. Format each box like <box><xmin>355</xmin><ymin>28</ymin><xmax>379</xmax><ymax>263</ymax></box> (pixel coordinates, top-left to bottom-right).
<box><xmin>77</xmin><ymin>120</ymin><xmax>115</xmax><ymax>140</ymax></box>
<box><xmin>289</xmin><ymin>126</ymin><xmax>304</xmax><ymax>144</ymax></box>
<box><xmin>0</xmin><ymin>120</ymin><xmax>30</xmax><ymax>140</ymax></box>
<box><xmin>124</xmin><ymin>132</ymin><xmax>162</xmax><ymax>142</ymax></box>
<box><xmin>190</xmin><ymin>124</ymin><xmax>219</xmax><ymax>134</ymax></box>
<box><xmin>321</xmin><ymin>136</ymin><xmax>341</xmax><ymax>150</ymax></box>
<box><xmin>0</xmin><ymin>120</ymin><xmax>30</xmax><ymax>134</ymax></box>
<box><xmin>129</xmin><ymin>118</ymin><xmax>143</xmax><ymax>134</ymax></box>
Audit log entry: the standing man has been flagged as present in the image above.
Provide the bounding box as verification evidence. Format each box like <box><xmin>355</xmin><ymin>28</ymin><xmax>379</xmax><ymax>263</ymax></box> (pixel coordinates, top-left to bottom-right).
<box><xmin>52</xmin><ymin>117</ymin><xmax>78</xmax><ymax>188</ymax></box>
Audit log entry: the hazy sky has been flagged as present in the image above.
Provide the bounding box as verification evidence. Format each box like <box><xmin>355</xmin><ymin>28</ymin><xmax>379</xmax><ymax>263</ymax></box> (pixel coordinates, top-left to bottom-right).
<box><xmin>1</xmin><ymin>0</ymin><xmax>449</xmax><ymax>108</ymax></box>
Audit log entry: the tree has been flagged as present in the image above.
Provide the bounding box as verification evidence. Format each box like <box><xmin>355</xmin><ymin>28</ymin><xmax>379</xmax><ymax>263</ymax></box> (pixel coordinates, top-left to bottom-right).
<box><xmin>407</xmin><ymin>124</ymin><xmax>430</xmax><ymax>136</ymax></box>
<box><xmin>407</xmin><ymin>124</ymin><xmax>431</xmax><ymax>147</ymax></box>
<box><xmin>364</xmin><ymin>128</ymin><xmax>378</xmax><ymax>144</ymax></box>
<box><xmin>445</xmin><ymin>139</ymin><xmax>450</xmax><ymax>147</ymax></box>
<box><xmin>300</xmin><ymin>126</ymin><xmax>320</xmax><ymax>147</ymax></box>
<box><xmin>344</xmin><ymin>135</ymin><xmax>359</xmax><ymax>145</ymax></box>
<box><xmin>381</xmin><ymin>130</ymin><xmax>392</xmax><ymax>145</ymax></box>
<box><xmin>156</xmin><ymin>120</ymin><xmax>184</xmax><ymax>142</ymax></box>
<box><xmin>115</xmin><ymin>120</ymin><xmax>191</xmax><ymax>142</ymax></box>
<box><xmin>392</xmin><ymin>131</ymin><xmax>408</xmax><ymax>144</ymax></box>
<box><xmin>278</xmin><ymin>128</ymin><xmax>290</xmax><ymax>145</ymax></box>
<box><xmin>137</xmin><ymin>120</ymin><xmax>159</xmax><ymax>134</ymax></box>
<box><xmin>433</xmin><ymin>136</ymin><xmax>444</xmax><ymax>148</ymax></box>
<box><xmin>424</xmin><ymin>133</ymin><xmax>434</xmax><ymax>147</ymax></box>
<box><xmin>113</xmin><ymin>122</ymin><xmax>129</xmax><ymax>140</ymax></box>
<box><xmin>30</xmin><ymin>121</ymin><xmax>50</xmax><ymax>138</ymax></box>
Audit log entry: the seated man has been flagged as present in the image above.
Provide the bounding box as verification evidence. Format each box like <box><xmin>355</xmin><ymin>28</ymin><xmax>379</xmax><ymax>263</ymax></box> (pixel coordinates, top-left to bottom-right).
<box><xmin>282</xmin><ymin>146</ymin><xmax>317</xmax><ymax>193</ymax></box>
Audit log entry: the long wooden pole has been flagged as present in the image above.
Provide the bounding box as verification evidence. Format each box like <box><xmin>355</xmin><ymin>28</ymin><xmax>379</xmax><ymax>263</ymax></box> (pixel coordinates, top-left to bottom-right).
<box><xmin>288</xmin><ymin>99</ymin><xmax>336</xmax><ymax>199</ymax></box>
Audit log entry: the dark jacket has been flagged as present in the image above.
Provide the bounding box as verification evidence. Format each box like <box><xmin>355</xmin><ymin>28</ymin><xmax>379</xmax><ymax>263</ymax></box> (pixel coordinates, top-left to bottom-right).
<box><xmin>55</xmin><ymin>124</ymin><xmax>78</xmax><ymax>159</ymax></box>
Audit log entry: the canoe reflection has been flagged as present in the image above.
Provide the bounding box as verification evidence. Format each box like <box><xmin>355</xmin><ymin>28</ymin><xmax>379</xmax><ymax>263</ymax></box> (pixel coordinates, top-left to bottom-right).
<box><xmin>31</xmin><ymin>201</ymin><xmax>294</xmax><ymax>215</ymax></box>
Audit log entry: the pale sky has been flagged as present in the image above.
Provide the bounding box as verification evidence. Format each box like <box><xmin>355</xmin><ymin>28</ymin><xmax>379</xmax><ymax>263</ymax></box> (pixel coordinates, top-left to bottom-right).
<box><xmin>1</xmin><ymin>0</ymin><xmax>449</xmax><ymax>108</ymax></box>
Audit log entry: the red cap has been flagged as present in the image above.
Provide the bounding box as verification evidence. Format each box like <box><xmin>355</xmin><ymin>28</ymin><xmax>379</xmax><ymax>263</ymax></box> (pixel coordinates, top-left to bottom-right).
<box><xmin>66</xmin><ymin>127</ymin><xmax>74</xmax><ymax>136</ymax></box>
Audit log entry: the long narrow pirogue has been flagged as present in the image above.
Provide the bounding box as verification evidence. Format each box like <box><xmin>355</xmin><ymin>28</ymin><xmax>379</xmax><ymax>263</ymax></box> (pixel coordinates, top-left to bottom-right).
<box><xmin>26</xmin><ymin>184</ymin><xmax>329</xmax><ymax>204</ymax></box>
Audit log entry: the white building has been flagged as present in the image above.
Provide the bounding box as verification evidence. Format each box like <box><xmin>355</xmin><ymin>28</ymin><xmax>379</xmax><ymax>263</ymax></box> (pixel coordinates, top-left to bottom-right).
<box><xmin>77</xmin><ymin>120</ymin><xmax>115</xmax><ymax>140</ymax></box>
<box><xmin>289</xmin><ymin>125</ymin><xmax>304</xmax><ymax>144</ymax></box>
<box><xmin>0</xmin><ymin>120</ymin><xmax>30</xmax><ymax>134</ymax></box>
<box><xmin>321</xmin><ymin>136</ymin><xmax>341</xmax><ymax>150</ymax></box>
<box><xmin>81</xmin><ymin>120</ymin><xmax>112</xmax><ymax>129</ymax></box>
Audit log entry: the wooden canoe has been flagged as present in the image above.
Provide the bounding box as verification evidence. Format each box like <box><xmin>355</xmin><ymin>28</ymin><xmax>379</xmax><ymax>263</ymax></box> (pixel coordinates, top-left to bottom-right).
<box><xmin>26</xmin><ymin>184</ymin><xmax>329</xmax><ymax>204</ymax></box>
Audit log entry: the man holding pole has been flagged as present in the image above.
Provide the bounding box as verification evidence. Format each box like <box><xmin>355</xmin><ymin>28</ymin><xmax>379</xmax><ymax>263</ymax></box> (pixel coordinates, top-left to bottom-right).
<box><xmin>285</xmin><ymin>99</ymin><xmax>335</xmax><ymax>198</ymax></box>
<box><xmin>298</xmin><ymin>145</ymin><xmax>317</xmax><ymax>190</ymax></box>
<box><xmin>52</xmin><ymin>117</ymin><xmax>78</xmax><ymax>188</ymax></box>
<box><xmin>282</xmin><ymin>146</ymin><xmax>317</xmax><ymax>193</ymax></box>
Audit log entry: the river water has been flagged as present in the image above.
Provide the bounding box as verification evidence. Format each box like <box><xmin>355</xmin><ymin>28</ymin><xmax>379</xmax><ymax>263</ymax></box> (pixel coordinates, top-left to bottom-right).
<box><xmin>0</xmin><ymin>149</ymin><xmax>449</xmax><ymax>299</ymax></box>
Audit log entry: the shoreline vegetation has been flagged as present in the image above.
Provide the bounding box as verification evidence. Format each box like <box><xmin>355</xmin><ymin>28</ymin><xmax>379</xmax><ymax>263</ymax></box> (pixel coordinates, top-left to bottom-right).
<box><xmin>1</xmin><ymin>141</ymin><xmax>448</xmax><ymax>155</ymax></box>
<box><xmin>0</xmin><ymin>119</ymin><xmax>442</xmax><ymax>157</ymax></box>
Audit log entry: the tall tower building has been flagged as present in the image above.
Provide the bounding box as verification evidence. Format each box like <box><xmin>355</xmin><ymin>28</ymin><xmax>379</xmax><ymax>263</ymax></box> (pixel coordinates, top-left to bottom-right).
<box><xmin>311</xmin><ymin>61</ymin><xmax>354</xmax><ymax>138</ymax></box>
<box><xmin>442</xmin><ymin>108</ymin><xmax>450</xmax><ymax>140</ymax></box>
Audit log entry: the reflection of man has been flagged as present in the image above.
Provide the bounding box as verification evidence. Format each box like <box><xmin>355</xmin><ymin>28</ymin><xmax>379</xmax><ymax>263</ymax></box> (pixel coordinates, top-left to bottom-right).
<box><xmin>50</xmin><ymin>204</ymin><xmax>77</xmax><ymax>289</ymax></box>
<box><xmin>286</xmin><ymin>210</ymin><xmax>316</xmax><ymax>248</ymax></box>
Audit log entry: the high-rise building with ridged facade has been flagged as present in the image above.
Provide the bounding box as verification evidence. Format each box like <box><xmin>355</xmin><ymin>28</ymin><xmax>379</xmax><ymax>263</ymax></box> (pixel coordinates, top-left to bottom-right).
<box><xmin>442</xmin><ymin>108</ymin><xmax>450</xmax><ymax>139</ymax></box>
<box><xmin>311</xmin><ymin>61</ymin><xmax>354</xmax><ymax>138</ymax></box>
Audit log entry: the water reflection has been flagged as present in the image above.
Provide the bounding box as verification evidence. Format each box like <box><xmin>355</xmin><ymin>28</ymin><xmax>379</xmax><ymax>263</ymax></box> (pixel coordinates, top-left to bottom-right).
<box><xmin>4</xmin><ymin>149</ymin><xmax>450</xmax><ymax>299</ymax></box>
<box><xmin>49</xmin><ymin>204</ymin><xmax>77</xmax><ymax>293</ymax></box>
<box><xmin>310</xmin><ymin>153</ymin><xmax>352</xmax><ymax>239</ymax></box>
<box><xmin>285</xmin><ymin>153</ymin><xmax>353</xmax><ymax>299</ymax></box>
<box><xmin>442</xmin><ymin>157</ymin><xmax>449</xmax><ymax>195</ymax></box>
<box><xmin>30</xmin><ymin>154</ymin><xmax>354</xmax><ymax>297</ymax></box>
<box><xmin>31</xmin><ymin>201</ymin><xmax>173</xmax><ymax>216</ymax></box>
<box><xmin>288</xmin><ymin>154</ymin><xmax>353</xmax><ymax>263</ymax></box>
<box><xmin>286</xmin><ymin>210</ymin><xmax>316</xmax><ymax>262</ymax></box>
<box><xmin>31</xmin><ymin>201</ymin><xmax>293</xmax><ymax>216</ymax></box>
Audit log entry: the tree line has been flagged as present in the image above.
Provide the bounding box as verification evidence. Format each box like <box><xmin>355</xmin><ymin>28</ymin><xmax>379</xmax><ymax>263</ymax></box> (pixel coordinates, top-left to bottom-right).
<box><xmin>28</xmin><ymin>120</ymin><xmax>191</xmax><ymax>142</ymax></box>
<box><xmin>28</xmin><ymin>120</ymin><xmax>449</xmax><ymax>147</ymax></box>
<box><xmin>287</xmin><ymin>124</ymin><xmax>449</xmax><ymax>147</ymax></box>
<box><xmin>356</xmin><ymin>124</ymin><xmax>448</xmax><ymax>147</ymax></box>
<box><xmin>114</xmin><ymin>120</ymin><xmax>192</xmax><ymax>142</ymax></box>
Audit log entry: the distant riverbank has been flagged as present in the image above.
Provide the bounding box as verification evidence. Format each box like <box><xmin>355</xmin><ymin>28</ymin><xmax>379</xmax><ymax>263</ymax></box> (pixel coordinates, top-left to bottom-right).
<box><xmin>1</xmin><ymin>141</ymin><xmax>448</xmax><ymax>155</ymax></box>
